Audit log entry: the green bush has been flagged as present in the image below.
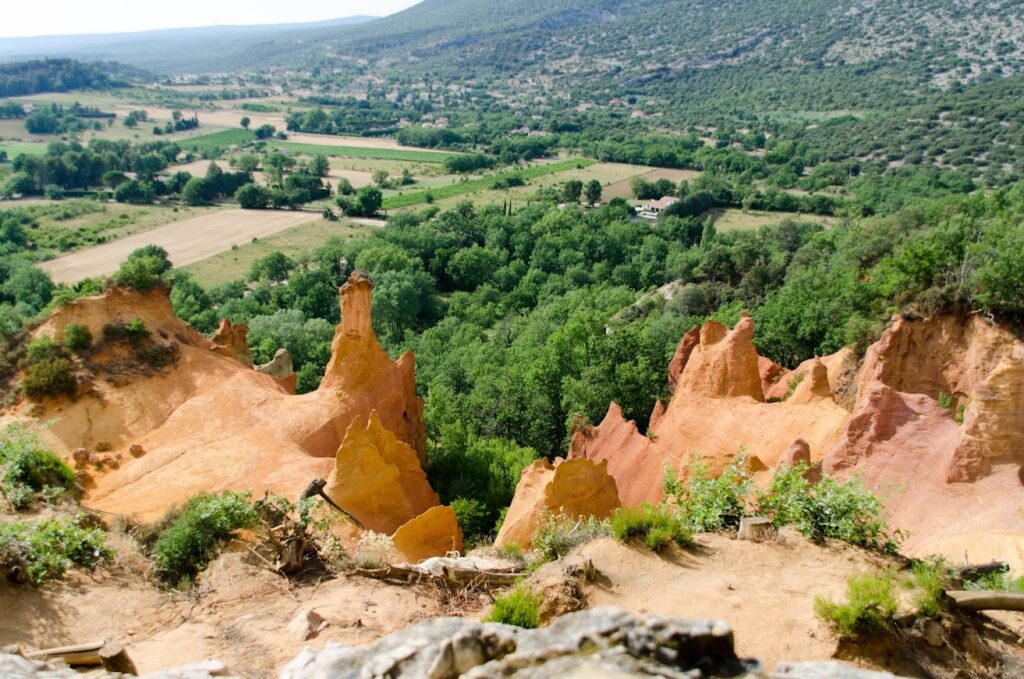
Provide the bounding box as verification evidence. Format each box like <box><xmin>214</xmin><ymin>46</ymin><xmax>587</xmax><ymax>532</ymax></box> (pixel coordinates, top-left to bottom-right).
<box><xmin>0</xmin><ymin>515</ymin><xmax>112</xmax><ymax>584</ymax></box>
<box><xmin>532</xmin><ymin>511</ymin><xmax>611</xmax><ymax>562</ymax></box>
<box><xmin>815</xmin><ymin>571</ymin><xmax>898</xmax><ymax>637</ymax></box>
<box><xmin>1</xmin><ymin>425</ymin><xmax>76</xmax><ymax>510</ymax></box>
<box><xmin>112</xmin><ymin>247</ymin><xmax>172</xmax><ymax>291</ymax></box>
<box><xmin>965</xmin><ymin>571</ymin><xmax>1024</xmax><ymax>593</ymax></box>
<box><xmin>22</xmin><ymin>356</ymin><xmax>77</xmax><ymax>399</ymax></box>
<box><xmin>484</xmin><ymin>586</ymin><xmax>540</xmax><ymax>628</ymax></box>
<box><xmin>451</xmin><ymin>497</ymin><xmax>491</xmax><ymax>539</ymax></box>
<box><xmin>908</xmin><ymin>559</ymin><xmax>947</xmax><ymax>617</ymax></box>
<box><xmin>151</xmin><ymin>491</ymin><xmax>258</xmax><ymax>586</ymax></box>
<box><xmin>25</xmin><ymin>336</ymin><xmax>63</xmax><ymax>363</ymax></box>
<box><xmin>123</xmin><ymin>318</ymin><xmax>150</xmax><ymax>344</ymax></box>
<box><xmin>610</xmin><ymin>504</ymin><xmax>692</xmax><ymax>551</ymax></box>
<box><xmin>756</xmin><ymin>464</ymin><xmax>900</xmax><ymax>552</ymax></box>
<box><xmin>63</xmin><ymin>324</ymin><xmax>92</xmax><ymax>352</ymax></box>
<box><xmin>664</xmin><ymin>455</ymin><xmax>751</xmax><ymax>533</ymax></box>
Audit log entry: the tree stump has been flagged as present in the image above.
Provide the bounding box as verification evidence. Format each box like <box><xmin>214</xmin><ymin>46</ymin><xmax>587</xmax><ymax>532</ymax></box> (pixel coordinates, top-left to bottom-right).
<box><xmin>737</xmin><ymin>517</ymin><xmax>773</xmax><ymax>542</ymax></box>
<box><xmin>100</xmin><ymin>643</ymin><xmax>138</xmax><ymax>675</ymax></box>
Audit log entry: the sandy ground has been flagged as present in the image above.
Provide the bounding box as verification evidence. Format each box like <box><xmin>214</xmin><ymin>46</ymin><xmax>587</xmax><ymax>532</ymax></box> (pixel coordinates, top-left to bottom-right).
<box><xmin>565</xmin><ymin>533</ymin><xmax>892</xmax><ymax>671</ymax></box>
<box><xmin>39</xmin><ymin>209</ymin><xmax>318</xmax><ymax>284</ymax></box>
<box><xmin>0</xmin><ymin>550</ymin><xmax>449</xmax><ymax>678</ymax></box>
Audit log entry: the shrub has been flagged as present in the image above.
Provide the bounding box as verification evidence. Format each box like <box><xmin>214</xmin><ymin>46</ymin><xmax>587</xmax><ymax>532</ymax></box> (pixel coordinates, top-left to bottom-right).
<box><xmin>610</xmin><ymin>504</ymin><xmax>692</xmax><ymax>551</ymax></box>
<box><xmin>532</xmin><ymin>511</ymin><xmax>611</xmax><ymax>562</ymax></box>
<box><xmin>664</xmin><ymin>455</ymin><xmax>751</xmax><ymax>533</ymax></box>
<box><xmin>0</xmin><ymin>425</ymin><xmax>75</xmax><ymax>510</ymax></box>
<box><xmin>151</xmin><ymin>491</ymin><xmax>257</xmax><ymax>586</ymax></box>
<box><xmin>123</xmin><ymin>318</ymin><xmax>150</xmax><ymax>344</ymax></box>
<box><xmin>25</xmin><ymin>336</ymin><xmax>62</xmax><ymax>362</ymax></box>
<box><xmin>815</xmin><ymin>571</ymin><xmax>898</xmax><ymax>637</ymax></box>
<box><xmin>0</xmin><ymin>515</ymin><xmax>112</xmax><ymax>584</ymax></box>
<box><xmin>63</xmin><ymin>324</ymin><xmax>92</xmax><ymax>352</ymax></box>
<box><xmin>112</xmin><ymin>247</ymin><xmax>172</xmax><ymax>291</ymax></box>
<box><xmin>484</xmin><ymin>586</ymin><xmax>540</xmax><ymax>628</ymax></box>
<box><xmin>965</xmin><ymin>571</ymin><xmax>1024</xmax><ymax>593</ymax></box>
<box><xmin>22</xmin><ymin>356</ymin><xmax>76</xmax><ymax>399</ymax></box>
<box><xmin>756</xmin><ymin>464</ymin><xmax>900</xmax><ymax>552</ymax></box>
<box><xmin>908</xmin><ymin>559</ymin><xmax>948</xmax><ymax>617</ymax></box>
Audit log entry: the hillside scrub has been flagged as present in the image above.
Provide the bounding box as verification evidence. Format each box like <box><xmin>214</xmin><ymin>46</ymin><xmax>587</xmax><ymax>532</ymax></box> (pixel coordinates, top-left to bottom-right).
<box><xmin>0</xmin><ymin>515</ymin><xmax>112</xmax><ymax>585</ymax></box>
<box><xmin>815</xmin><ymin>571</ymin><xmax>899</xmax><ymax>637</ymax></box>
<box><xmin>151</xmin><ymin>491</ymin><xmax>258</xmax><ymax>587</ymax></box>
<box><xmin>484</xmin><ymin>586</ymin><xmax>541</xmax><ymax>628</ymax></box>
<box><xmin>610</xmin><ymin>504</ymin><xmax>692</xmax><ymax>551</ymax></box>
<box><xmin>0</xmin><ymin>425</ymin><xmax>76</xmax><ymax>510</ymax></box>
<box><xmin>532</xmin><ymin>511</ymin><xmax>612</xmax><ymax>561</ymax></box>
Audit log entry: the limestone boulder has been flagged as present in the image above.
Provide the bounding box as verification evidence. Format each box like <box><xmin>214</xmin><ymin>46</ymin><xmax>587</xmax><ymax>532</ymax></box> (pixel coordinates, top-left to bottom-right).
<box><xmin>324</xmin><ymin>411</ymin><xmax>440</xmax><ymax>535</ymax></box>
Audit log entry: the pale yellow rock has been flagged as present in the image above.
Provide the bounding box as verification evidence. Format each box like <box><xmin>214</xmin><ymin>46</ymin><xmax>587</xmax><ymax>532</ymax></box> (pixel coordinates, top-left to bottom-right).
<box><xmin>392</xmin><ymin>505</ymin><xmax>464</xmax><ymax>562</ymax></box>
<box><xmin>324</xmin><ymin>411</ymin><xmax>440</xmax><ymax>535</ymax></box>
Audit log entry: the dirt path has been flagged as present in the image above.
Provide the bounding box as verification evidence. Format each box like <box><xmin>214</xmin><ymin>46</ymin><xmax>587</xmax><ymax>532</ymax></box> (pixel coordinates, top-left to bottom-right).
<box><xmin>39</xmin><ymin>209</ymin><xmax>319</xmax><ymax>284</ymax></box>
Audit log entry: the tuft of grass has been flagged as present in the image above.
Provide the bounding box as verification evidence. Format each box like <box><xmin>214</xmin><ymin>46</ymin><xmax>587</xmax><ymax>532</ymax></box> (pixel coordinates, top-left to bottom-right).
<box><xmin>151</xmin><ymin>491</ymin><xmax>257</xmax><ymax>587</ymax></box>
<box><xmin>531</xmin><ymin>511</ymin><xmax>611</xmax><ymax>562</ymax></box>
<box><xmin>0</xmin><ymin>515</ymin><xmax>112</xmax><ymax>585</ymax></box>
<box><xmin>484</xmin><ymin>586</ymin><xmax>541</xmax><ymax>628</ymax></box>
<box><xmin>907</xmin><ymin>558</ymin><xmax>948</xmax><ymax>617</ymax></box>
<box><xmin>815</xmin><ymin>571</ymin><xmax>898</xmax><ymax>637</ymax></box>
<box><xmin>610</xmin><ymin>504</ymin><xmax>691</xmax><ymax>551</ymax></box>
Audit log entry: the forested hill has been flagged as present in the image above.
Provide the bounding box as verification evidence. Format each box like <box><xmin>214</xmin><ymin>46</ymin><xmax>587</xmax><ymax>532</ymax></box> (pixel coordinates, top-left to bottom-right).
<box><xmin>306</xmin><ymin>0</ymin><xmax>1024</xmax><ymax>112</ymax></box>
<box><xmin>0</xmin><ymin>59</ymin><xmax>141</xmax><ymax>97</ymax></box>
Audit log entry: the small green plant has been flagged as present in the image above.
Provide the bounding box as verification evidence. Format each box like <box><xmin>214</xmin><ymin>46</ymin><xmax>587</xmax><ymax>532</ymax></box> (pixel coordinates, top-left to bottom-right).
<box><xmin>151</xmin><ymin>491</ymin><xmax>257</xmax><ymax>586</ymax></box>
<box><xmin>907</xmin><ymin>558</ymin><xmax>948</xmax><ymax>617</ymax></box>
<box><xmin>937</xmin><ymin>391</ymin><xmax>953</xmax><ymax>410</ymax></box>
<box><xmin>0</xmin><ymin>515</ymin><xmax>112</xmax><ymax>585</ymax></box>
<box><xmin>63</xmin><ymin>324</ymin><xmax>92</xmax><ymax>352</ymax></box>
<box><xmin>955</xmin><ymin>404</ymin><xmax>966</xmax><ymax>425</ymax></box>
<box><xmin>610</xmin><ymin>504</ymin><xmax>691</xmax><ymax>551</ymax></box>
<box><xmin>484</xmin><ymin>586</ymin><xmax>541</xmax><ymax>628</ymax></box>
<box><xmin>25</xmin><ymin>336</ymin><xmax>63</xmax><ymax>362</ymax></box>
<box><xmin>123</xmin><ymin>318</ymin><xmax>150</xmax><ymax>344</ymax></box>
<box><xmin>532</xmin><ymin>511</ymin><xmax>611</xmax><ymax>562</ymax></box>
<box><xmin>815</xmin><ymin>571</ymin><xmax>898</xmax><ymax>637</ymax></box>
<box><xmin>664</xmin><ymin>454</ymin><xmax>751</xmax><ymax>533</ymax></box>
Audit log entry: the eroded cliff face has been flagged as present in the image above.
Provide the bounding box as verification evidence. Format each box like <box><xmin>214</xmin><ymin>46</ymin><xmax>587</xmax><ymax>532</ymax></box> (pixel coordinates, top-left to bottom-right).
<box><xmin>13</xmin><ymin>273</ymin><xmax>427</xmax><ymax>525</ymax></box>
<box><xmin>211</xmin><ymin>319</ymin><xmax>254</xmax><ymax>367</ymax></box>
<box><xmin>561</xmin><ymin>312</ymin><xmax>1024</xmax><ymax>568</ymax></box>
<box><xmin>495</xmin><ymin>458</ymin><xmax>621</xmax><ymax>549</ymax></box>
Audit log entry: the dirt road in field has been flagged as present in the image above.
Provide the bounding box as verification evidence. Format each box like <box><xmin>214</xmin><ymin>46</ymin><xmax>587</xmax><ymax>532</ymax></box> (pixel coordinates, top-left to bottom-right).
<box><xmin>39</xmin><ymin>209</ymin><xmax>318</xmax><ymax>284</ymax></box>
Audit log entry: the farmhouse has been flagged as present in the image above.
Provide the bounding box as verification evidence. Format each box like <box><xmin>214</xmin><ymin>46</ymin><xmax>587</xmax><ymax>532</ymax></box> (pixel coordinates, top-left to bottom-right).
<box><xmin>639</xmin><ymin>196</ymin><xmax>678</xmax><ymax>219</ymax></box>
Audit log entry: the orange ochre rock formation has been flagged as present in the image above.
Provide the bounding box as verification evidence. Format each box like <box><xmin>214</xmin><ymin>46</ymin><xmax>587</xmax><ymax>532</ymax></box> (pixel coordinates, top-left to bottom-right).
<box><xmin>495</xmin><ymin>457</ymin><xmax>621</xmax><ymax>549</ymax></box>
<box><xmin>14</xmin><ymin>273</ymin><xmax>448</xmax><ymax>551</ymax></box>
<box><xmin>564</xmin><ymin>312</ymin><xmax>1024</xmax><ymax>569</ymax></box>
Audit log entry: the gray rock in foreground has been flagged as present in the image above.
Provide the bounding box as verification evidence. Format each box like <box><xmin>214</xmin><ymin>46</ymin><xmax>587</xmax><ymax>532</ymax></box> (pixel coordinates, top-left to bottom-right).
<box><xmin>282</xmin><ymin>607</ymin><xmax>907</xmax><ymax>679</ymax></box>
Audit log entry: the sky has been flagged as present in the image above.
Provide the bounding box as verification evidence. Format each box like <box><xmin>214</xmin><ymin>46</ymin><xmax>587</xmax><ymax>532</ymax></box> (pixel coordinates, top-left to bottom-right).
<box><xmin>2</xmin><ymin>0</ymin><xmax>423</xmax><ymax>38</ymax></box>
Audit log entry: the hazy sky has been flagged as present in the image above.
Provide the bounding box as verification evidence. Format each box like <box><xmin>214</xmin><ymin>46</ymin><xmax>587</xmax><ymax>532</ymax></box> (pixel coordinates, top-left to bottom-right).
<box><xmin>2</xmin><ymin>0</ymin><xmax>423</xmax><ymax>38</ymax></box>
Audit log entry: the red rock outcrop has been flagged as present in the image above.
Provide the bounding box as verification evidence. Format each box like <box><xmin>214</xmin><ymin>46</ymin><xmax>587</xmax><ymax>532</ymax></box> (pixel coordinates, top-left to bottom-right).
<box><xmin>323</xmin><ymin>411</ymin><xmax>439</xmax><ymax>535</ymax></box>
<box><xmin>570</xmin><ymin>316</ymin><xmax>848</xmax><ymax>506</ymax></box>
<box><xmin>211</xmin><ymin>319</ymin><xmax>254</xmax><ymax>367</ymax></box>
<box><xmin>495</xmin><ymin>457</ymin><xmax>620</xmax><ymax>549</ymax></box>
<box><xmin>563</xmin><ymin>310</ymin><xmax>1024</xmax><ymax>568</ymax></box>
<box><xmin>17</xmin><ymin>273</ymin><xmax>427</xmax><ymax>523</ymax></box>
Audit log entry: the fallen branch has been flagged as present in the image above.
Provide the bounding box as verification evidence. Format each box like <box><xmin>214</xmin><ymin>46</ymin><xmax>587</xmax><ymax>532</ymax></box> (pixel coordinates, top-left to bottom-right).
<box><xmin>352</xmin><ymin>564</ymin><xmax>522</xmax><ymax>588</ymax></box>
<box><xmin>947</xmin><ymin>590</ymin><xmax>1024</xmax><ymax>612</ymax></box>
<box><xmin>956</xmin><ymin>561</ymin><xmax>1008</xmax><ymax>582</ymax></box>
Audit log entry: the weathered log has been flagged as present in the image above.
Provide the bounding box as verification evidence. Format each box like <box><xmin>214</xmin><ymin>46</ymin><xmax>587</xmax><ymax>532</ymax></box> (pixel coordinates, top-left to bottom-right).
<box><xmin>26</xmin><ymin>640</ymin><xmax>105</xmax><ymax>666</ymax></box>
<box><xmin>957</xmin><ymin>561</ymin><xmax>1008</xmax><ymax>581</ymax></box>
<box><xmin>737</xmin><ymin>516</ymin><xmax>774</xmax><ymax>542</ymax></box>
<box><xmin>100</xmin><ymin>642</ymin><xmax>138</xmax><ymax>674</ymax></box>
<box><xmin>947</xmin><ymin>590</ymin><xmax>1024</xmax><ymax>612</ymax></box>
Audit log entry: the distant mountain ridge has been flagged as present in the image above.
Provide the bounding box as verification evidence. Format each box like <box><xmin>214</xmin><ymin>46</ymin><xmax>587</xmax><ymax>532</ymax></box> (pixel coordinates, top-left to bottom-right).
<box><xmin>0</xmin><ymin>16</ymin><xmax>377</xmax><ymax>74</ymax></box>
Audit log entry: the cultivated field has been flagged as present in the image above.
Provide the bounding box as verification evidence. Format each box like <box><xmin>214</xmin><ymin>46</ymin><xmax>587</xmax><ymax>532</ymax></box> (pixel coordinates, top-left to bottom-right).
<box><xmin>706</xmin><ymin>207</ymin><xmax>838</xmax><ymax>232</ymax></box>
<box><xmin>183</xmin><ymin>219</ymin><xmax>375</xmax><ymax>286</ymax></box>
<box><xmin>604</xmin><ymin>167</ymin><xmax>703</xmax><ymax>200</ymax></box>
<box><xmin>39</xmin><ymin>209</ymin><xmax>319</xmax><ymax>283</ymax></box>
